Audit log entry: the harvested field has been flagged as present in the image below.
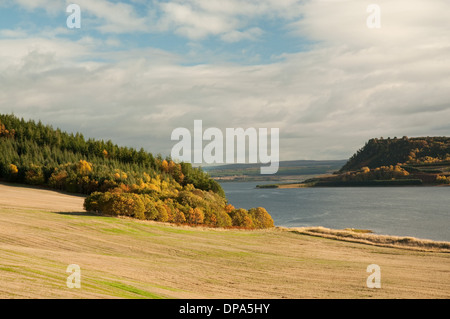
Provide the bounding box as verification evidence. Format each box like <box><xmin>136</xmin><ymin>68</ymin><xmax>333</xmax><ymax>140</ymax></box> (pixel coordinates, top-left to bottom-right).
<box><xmin>0</xmin><ymin>182</ymin><xmax>449</xmax><ymax>299</ymax></box>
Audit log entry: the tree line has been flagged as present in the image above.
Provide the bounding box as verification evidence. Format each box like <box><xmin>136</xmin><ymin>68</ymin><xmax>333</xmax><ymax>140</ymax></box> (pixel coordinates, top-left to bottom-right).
<box><xmin>0</xmin><ymin>114</ymin><xmax>273</xmax><ymax>229</ymax></box>
<box><xmin>340</xmin><ymin>136</ymin><xmax>450</xmax><ymax>172</ymax></box>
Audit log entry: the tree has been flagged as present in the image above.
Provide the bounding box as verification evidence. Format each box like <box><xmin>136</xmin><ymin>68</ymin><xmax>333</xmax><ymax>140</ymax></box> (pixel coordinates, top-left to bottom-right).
<box><xmin>248</xmin><ymin>207</ymin><xmax>274</xmax><ymax>229</ymax></box>
<box><xmin>187</xmin><ymin>207</ymin><xmax>204</xmax><ymax>224</ymax></box>
<box><xmin>1</xmin><ymin>114</ymin><xmax>275</xmax><ymax>228</ymax></box>
<box><xmin>25</xmin><ymin>165</ymin><xmax>45</xmax><ymax>185</ymax></box>
<box><xmin>9</xmin><ymin>164</ymin><xmax>18</xmax><ymax>175</ymax></box>
<box><xmin>77</xmin><ymin>160</ymin><xmax>92</xmax><ymax>175</ymax></box>
<box><xmin>161</xmin><ymin>159</ymin><xmax>169</xmax><ymax>173</ymax></box>
<box><xmin>229</xmin><ymin>208</ymin><xmax>253</xmax><ymax>228</ymax></box>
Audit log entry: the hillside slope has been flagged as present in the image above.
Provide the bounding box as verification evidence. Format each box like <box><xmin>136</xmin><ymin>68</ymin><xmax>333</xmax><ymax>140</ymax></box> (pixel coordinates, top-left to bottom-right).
<box><xmin>301</xmin><ymin>137</ymin><xmax>450</xmax><ymax>187</ymax></box>
<box><xmin>0</xmin><ymin>183</ymin><xmax>449</xmax><ymax>299</ymax></box>
<box><xmin>340</xmin><ymin>136</ymin><xmax>450</xmax><ymax>172</ymax></box>
<box><xmin>0</xmin><ymin>114</ymin><xmax>273</xmax><ymax>229</ymax></box>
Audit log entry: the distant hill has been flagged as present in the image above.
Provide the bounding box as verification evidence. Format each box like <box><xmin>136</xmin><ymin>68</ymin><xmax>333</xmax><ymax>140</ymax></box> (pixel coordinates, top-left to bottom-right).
<box><xmin>302</xmin><ymin>136</ymin><xmax>450</xmax><ymax>187</ymax></box>
<box><xmin>340</xmin><ymin>136</ymin><xmax>450</xmax><ymax>172</ymax></box>
<box><xmin>203</xmin><ymin>160</ymin><xmax>347</xmax><ymax>182</ymax></box>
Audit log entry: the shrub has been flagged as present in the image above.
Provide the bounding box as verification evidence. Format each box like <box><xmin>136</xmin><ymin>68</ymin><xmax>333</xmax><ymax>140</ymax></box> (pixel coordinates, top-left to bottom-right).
<box><xmin>436</xmin><ymin>175</ymin><xmax>450</xmax><ymax>184</ymax></box>
<box><xmin>6</xmin><ymin>164</ymin><xmax>19</xmax><ymax>181</ymax></box>
<box><xmin>178</xmin><ymin>190</ymin><xmax>203</xmax><ymax>208</ymax></box>
<box><xmin>229</xmin><ymin>208</ymin><xmax>254</xmax><ymax>228</ymax></box>
<box><xmin>25</xmin><ymin>165</ymin><xmax>45</xmax><ymax>185</ymax></box>
<box><xmin>84</xmin><ymin>191</ymin><xmax>273</xmax><ymax>229</ymax></box>
<box><xmin>84</xmin><ymin>191</ymin><xmax>104</xmax><ymax>212</ymax></box>
<box><xmin>48</xmin><ymin>169</ymin><xmax>68</xmax><ymax>190</ymax></box>
<box><xmin>248</xmin><ymin>207</ymin><xmax>274</xmax><ymax>229</ymax></box>
<box><xmin>186</xmin><ymin>207</ymin><xmax>204</xmax><ymax>224</ymax></box>
<box><xmin>9</xmin><ymin>164</ymin><xmax>18</xmax><ymax>175</ymax></box>
<box><xmin>172</xmin><ymin>209</ymin><xmax>186</xmax><ymax>224</ymax></box>
<box><xmin>155</xmin><ymin>201</ymin><xmax>169</xmax><ymax>222</ymax></box>
<box><xmin>141</xmin><ymin>195</ymin><xmax>159</xmax><ymax>220</ymax></box>
<box><xmin>84</xmin><ymin>192</ymin><xmax>145</xmax><ymax>219</ymax></box>
<box><xmin>109</xmin><ymin>193</ymin><xmax>145</xmax><ymax>219</ymax></box>
<box><xmin>215</xmin><ymin>210</ymin><xmax>232</xmax><ymax>228</ymax></box>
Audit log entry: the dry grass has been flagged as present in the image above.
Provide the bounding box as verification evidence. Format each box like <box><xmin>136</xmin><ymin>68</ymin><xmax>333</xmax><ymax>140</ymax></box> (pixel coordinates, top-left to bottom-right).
<box><xmin>285</xmin><ymin>226</ymin><xmax>450</xmax><ymax>252</ymax></box>
<box><xmin>0</xmin><ymin>182</ymin><xmax>449</xmax><ymax>299</ymax></box>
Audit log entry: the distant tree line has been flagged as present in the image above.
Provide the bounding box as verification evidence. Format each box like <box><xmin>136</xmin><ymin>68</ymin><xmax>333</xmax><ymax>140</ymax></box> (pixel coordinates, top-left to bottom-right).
<box><xmin>336</xmin><ymin>165</ymin><xmax>410</xmax><ymax>182</ymax></box>
<box><xmin>340</xmin><ymin>136</ymin><xmax>450</xmax><ymax>172</ymax></box>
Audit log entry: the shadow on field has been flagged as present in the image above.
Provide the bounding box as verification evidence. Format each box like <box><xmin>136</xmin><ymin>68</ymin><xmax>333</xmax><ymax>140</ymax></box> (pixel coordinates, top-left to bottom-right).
<box><xmin>0</xmin><ymin>181</ymin><xmax>86</xmax><ymax>198</ymax></box>
<box><xmin>55</xmin><ymin>211</ymin><xmax>107</xmax><ymax>218</ymax></box>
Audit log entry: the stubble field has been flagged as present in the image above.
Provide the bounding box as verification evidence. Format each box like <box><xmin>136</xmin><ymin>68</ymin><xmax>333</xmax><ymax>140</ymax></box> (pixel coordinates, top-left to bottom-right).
<box><xmin>0</xmin><ymin>182</ymin><xmax>448</xmax><ymax>299</ymax></box>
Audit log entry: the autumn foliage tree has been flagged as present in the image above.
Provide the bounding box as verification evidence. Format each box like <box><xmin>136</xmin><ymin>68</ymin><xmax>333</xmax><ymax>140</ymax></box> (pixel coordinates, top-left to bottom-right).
<box><xmin>1</xmin><ymin>113</ymin><xmax>274</xmax><ymax>229</ymax></box>
<box><xmin>84</xmin><ymin>183</ymin><xmax>274</xmax><ymax>229</ymax></box>
<box><xmin>229</xmin><ymin>208</ymin><xmax>254</xmax><ymax>228</ymax></box>
<box><xmin>337</xmin><ymin>165</ymin><xmax>410</xmax><ymax>182</ymax></box>
<box><xmin>248</xmin><ymin>207</ymin><xmax>274</xmax><ymax>229</ymax></box>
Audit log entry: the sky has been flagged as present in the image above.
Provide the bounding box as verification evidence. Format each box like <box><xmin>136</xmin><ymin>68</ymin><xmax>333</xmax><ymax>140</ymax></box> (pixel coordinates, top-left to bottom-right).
<box><xmin>0</xmin><ymin>0</ymin><xmax>449</xmax><ymax>163</ymax></box>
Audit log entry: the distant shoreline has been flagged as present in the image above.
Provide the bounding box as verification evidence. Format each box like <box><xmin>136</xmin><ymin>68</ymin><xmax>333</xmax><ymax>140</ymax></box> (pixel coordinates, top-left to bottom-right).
<box><xmin>257</xmin><ymin>181</ymin><xmax>450</xmax><ymax>189</ymax></box>
<box><xmin>278</xmin><ymin>226</ymin><xmax>450</xmax><ymax>252</ymax></box>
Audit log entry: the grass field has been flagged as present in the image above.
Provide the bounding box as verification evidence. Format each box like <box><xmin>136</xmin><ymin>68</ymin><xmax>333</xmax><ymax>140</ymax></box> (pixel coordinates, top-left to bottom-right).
<box><xmin>0</xmin><ymin>182</ymin><xmax>449</xmax><ymax>299</ymax></box>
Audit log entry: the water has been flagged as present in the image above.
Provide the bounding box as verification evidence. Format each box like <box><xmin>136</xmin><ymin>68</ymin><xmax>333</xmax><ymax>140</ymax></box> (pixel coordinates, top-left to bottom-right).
<box><xmin>219</xmin><ymin>181</ymin><xmax>450</xmax><ymax>242</ymax></box>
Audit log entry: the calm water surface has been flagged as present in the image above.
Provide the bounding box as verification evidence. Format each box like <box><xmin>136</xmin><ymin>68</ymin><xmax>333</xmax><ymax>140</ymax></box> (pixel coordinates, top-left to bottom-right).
<box><xmin>220</xmin><ymin>182</ymin><xmax>450</xmax><ymax>242</ymax></box>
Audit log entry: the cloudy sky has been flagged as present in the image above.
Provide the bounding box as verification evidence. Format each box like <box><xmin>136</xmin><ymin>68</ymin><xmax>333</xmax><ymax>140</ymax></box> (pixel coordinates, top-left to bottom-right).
<box><xmin>0</xmin><ymin>0</ymin><xmax>449</xmax><ymax>163</ymax></box>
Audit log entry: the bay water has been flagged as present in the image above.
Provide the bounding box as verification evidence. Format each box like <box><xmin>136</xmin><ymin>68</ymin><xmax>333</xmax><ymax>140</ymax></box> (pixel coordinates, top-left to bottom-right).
<box><xmin>220</xmin><ymin>181</ymin><xmax>450</xmax><ymax>242</ymax></box>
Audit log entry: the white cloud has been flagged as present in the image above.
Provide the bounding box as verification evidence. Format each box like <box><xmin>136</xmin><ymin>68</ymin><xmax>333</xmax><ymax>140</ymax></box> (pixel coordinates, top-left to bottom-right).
<box><xmin>0</xmin><ymin>29</ymin><xmax>29</xmax><ymax>38</ymax></box>
<box><xmin>291</xmin><ymin>0</ymin><xmax>450</xmax><ymax>49</ymax></box>
<box><xmin>3</xmin><ymin>37</ymin><xmax>449</xmax><ymax>160</ymax></box>
<box><xmin>10</xmin><ymin>0</ymin><xmax>303</xmax><ymax>40</ymax></box>
<box><xmin>76</xmin><ymin>0</ymin><xmax>150</xmax><ymax>33</ymax></box>
<box><xmin>2</xmin><ymin>0</ymin><xmax>450</xmax><ymax>161</ymax></box>
<box><xmin>221</xmin><ymin>27</ymin><xmax>264</xmax><ymax>43</ymax></box>
<box><xmin>13</xmin><ymin>0</ymin><xmax>62</xmax><ymax>14</ymax></box>
<box><xmin>10</xmin><ymin>0</ymin><xmax>150</xmax><ymax>34</ymax></box>
<box><xmin>155</xmin><ymin>0</ymin><xmax>303</xmax><ymax>40</ymax></box>
<box><xmin>157</xmin><ymin>2</ymin><xmax>240</xmax><ymax>39</ymax></box>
